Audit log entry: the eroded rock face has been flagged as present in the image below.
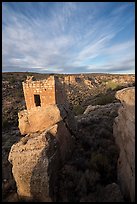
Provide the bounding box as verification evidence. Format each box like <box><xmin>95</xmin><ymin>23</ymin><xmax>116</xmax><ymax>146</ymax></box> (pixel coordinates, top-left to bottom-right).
<box><xmin>113</xmin><ymin>87</ymin><xmax>135</xmax><ymax>202</ymax></box>
<box><xmin>18</xmin><ymin>104</ymin><xmax>75</xmax><ymax>135</ymax></box>
<box><xmin>8</xmin><ymin>119</ymin><xmax>75</xmax><ymax>202</ymax></box>
<box><xmin>9</xmin><ymin>103</ymin><xmax>76</xmax><ymax>202</ymax></box>
<box><xmin>8</xmin><ymin>131</ymin><xmax>50</xmax><ymax>201</ymax></box>
<box><xmin>8</xmin><ymin>75</ymin><xmax>77</xmax><ymax>202</ymax></box>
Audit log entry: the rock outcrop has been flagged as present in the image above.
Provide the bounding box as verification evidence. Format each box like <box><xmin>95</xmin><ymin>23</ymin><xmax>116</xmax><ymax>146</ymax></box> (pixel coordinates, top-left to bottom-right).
<box><xmin>18</xmin><ymin>104</ymin><xmax>74</xmax><ymax>135</ymax></box>
<box><xmin>113</xmin><ymin>87</ymin><xmax>135</xmax><ymax>202</ymax></box>
<box><xmin>57</xmin><ymin>102</ymin><xmax>123</xmax><ymax>202</ymax></box>
<box><xmin>9</xmin><ymin>107</ymin><xmax>75</xmax><ymax>201</ymax></box>
<box><xmin>8</xmin><ymin>76</ymin><xmax>76</xmax><ymax>202</ymax></box>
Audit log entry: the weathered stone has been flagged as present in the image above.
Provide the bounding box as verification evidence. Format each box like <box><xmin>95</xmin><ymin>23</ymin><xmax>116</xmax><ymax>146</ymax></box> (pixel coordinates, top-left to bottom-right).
<box><xmin>83</xmin><ymin>105</ymin><xmax>101</xmax><ymax>114</ymax></box>
<box><xmin>18</xmin><ymin>75</ymin><xmax>76</xmax><ymax>135</ymax></box>
<box><xmin>18</xmin><ymin>104</ymin><xmax>68</xmax><ymax>135</ymax></box>
<box><xmin>100</xmin><ymin>183</ymin><xmax>124</xmax><ymax>202</ymax></box>
<box><xmin>18</xmin><ymin>104</ymin><xmax>76</xmax><ymax>136</ymax></box>
<box><xmin>8</xmin><ymin>76</ymin><xmax>76</xmax><ymax>202</ymax></box>
<box><xmin>22</xmin><ymin>76</ymin><xmax>67</xmax><ymax>110</ymax></box>
<box><xmin>113</xmin><ymin>87</ymin><xmax>135</xmax><ymax>202</ymax></box>
<box><xmin>8</xmin><ymin>120</ymin><xmax>74</xmax><ymax>202</ymax></box>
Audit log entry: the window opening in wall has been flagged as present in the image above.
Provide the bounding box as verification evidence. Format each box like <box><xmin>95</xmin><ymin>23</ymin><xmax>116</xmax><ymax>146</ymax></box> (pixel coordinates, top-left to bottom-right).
<box><xmin>34</xmin><ymin>94</ymin><xmax>41</xmax><ymax>106</ymax></box>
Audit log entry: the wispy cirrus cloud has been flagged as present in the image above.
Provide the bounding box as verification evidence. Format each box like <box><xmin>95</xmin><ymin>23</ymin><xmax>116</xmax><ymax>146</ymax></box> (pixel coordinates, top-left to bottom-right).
<box><xmin>2</xmin><ymin>2</ymin><xmax>135</xmax><ymax>73</ymax></box>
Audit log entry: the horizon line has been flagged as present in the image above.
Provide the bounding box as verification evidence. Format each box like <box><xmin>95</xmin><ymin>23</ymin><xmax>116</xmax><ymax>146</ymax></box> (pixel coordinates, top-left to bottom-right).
<box><xmin>2</xmin><ymin>71</ymin><xmax>135</xmax><ymax>75</ymax></box>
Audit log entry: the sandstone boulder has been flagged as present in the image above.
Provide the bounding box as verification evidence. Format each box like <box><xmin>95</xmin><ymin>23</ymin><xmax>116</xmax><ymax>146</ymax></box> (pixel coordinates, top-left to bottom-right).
<box><xmin>18</xmin><ymin>104</ymin><xmax>76</xmax><ymax>135</ymax></box>
<box><xmin>113</xmin><ymin>87</ymin><xmax>135</xmax><ymax>202</ymax></box>
<box><xmin>8</xmin><ymin>120</ymin><xmax>74</xmax><ymax>202</ymax></box>
<box><xmin>83</xmin><ymin>105</ymin><xmax>101</xmax><ymax>114</ymax></box>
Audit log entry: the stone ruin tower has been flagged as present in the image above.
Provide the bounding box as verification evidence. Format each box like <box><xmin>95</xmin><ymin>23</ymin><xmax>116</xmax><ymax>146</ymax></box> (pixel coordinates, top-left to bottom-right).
<box><xmin>23</xmin><ymin>75</ymin><xmax>66</xmax><ymax>110</ymax></box>
<box><xmin>18</xmin><ymin>75</ymin><xmax>70</xmax><ymax>135</ymax></box>
<box><xmin>9</xmin><ymin>75</ymin><xmax>76</xmax><ymax>201</ymax></box>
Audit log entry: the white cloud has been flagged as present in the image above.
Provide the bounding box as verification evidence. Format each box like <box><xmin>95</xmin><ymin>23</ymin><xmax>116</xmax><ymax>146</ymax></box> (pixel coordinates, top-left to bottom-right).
<box><xmin>2</xmin><ymin>2</ymin><xmax>135</xmax><ymax>73</ymax></box>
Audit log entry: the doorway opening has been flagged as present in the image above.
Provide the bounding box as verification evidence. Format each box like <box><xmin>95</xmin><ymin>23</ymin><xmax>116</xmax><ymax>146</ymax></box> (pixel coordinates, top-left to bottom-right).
<box><xmin>34</xmin><ymin>94</ymin><xmax>41</xmax><ymax>106</ymax></box>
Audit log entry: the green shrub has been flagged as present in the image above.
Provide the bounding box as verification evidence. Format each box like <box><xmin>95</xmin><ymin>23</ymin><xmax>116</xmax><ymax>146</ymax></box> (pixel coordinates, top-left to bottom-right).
<box><xmin>59</xmin><ymin>74</ymin><xmax>64</xmax><ymax>78</ymax></box>
<box><xmin>90</xmin><ymin>152</ymin><xmax>109</xmax><ymax>172</ymax></box>
<box><xmin>102</xmin><ymin>79</ymin><xmax>109</xmax><ymax>83</ymax></box>
<box><xmin>73</xmin><ymin>105</ymin><xmax>85</xmax><ymax>115</ymax></box>
<box><xmin>9</xmin><ymin>77</ymin><xmax>16</xmax><ymax>84</ymax></box>
<box><xmin>14</xmin><ymin>90</ymin><xmax>24</xmax><ymax>98</ymax></box>
<box><xmin>113</xmin><ymin>85</ymin><xmax>124</xmax><ymax>91</ymax></box>
<box><xmin>2</xmin><ymin>117</ymin><xmax>9</xmax><ymax>129</ymax></box>
<box><xmin>94</xmin><ymin>94</ymin><xmax>115</xmax><ymax>105</ymax></box>
<box><xmin>106</xmin><ymin>80</ymin><xmax>119</xmax><ymax>90</ymax></box>
<box><xmin>90</xmin><ymin>152</ymin><xmax>116</xmax><ymax>184</ymax></box>
<box><xmin>4</xmin><ymin>140</ymin><xmax>12</xmax><ymax>151</ymax></box>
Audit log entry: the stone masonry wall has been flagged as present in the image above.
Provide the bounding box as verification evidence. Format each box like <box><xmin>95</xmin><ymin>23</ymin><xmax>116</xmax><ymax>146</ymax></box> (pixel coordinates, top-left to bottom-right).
<box><xmin>64</xmin><ymin>76</ymin><xmax>76</xmax><ymax>84</ymax></box>
<box><xmin>55</xmin><ymin>77</ymin><xmax>67</xmax><ymax>105</ymax></box>
<box><xmin>19</xmin><ymin>76</ymin><xmax>69</xmax><ymax>134</ymax></box>
<box><xmin>23</xmin><ymin>76</ymin><xmax>56</xmax><ymax>110</ymax></box>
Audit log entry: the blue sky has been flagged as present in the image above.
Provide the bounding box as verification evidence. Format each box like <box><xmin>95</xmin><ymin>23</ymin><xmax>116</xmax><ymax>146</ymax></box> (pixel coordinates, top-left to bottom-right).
<box><xmin>2</xmin><ymin>2</ymin><xmax>135</xmax><ymax>74</ymax></box>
